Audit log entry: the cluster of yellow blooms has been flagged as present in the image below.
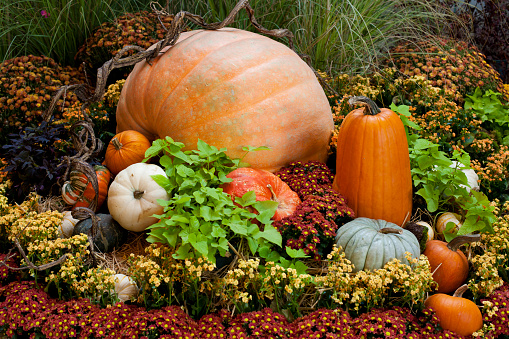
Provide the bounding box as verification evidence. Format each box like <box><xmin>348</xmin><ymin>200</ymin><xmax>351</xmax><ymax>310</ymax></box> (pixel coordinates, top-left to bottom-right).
<box><xmin>315</xmin><ymin>246</ymin><xmax>436</xmax><ymax>312</ymax></box>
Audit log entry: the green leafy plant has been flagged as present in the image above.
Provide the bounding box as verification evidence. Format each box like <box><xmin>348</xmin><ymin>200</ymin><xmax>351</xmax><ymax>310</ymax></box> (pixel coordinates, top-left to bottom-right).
<box><xmin>143</xmin><ymin>137</ymin><xmax>282</xmax><ymax>263</ymax></box>
<box><xmin>465</xmin><ymin>87</ymin><xmax>509</xmax><ymax>145</ymax></box>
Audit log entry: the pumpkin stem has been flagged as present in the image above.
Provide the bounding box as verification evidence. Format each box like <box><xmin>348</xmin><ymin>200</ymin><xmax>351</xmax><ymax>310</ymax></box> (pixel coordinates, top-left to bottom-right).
<box><xmin>111</xmin><ymin>137</ymin><xmax>123</xmax><ymax>151</ymax></box>
<box><xmin>348</xmin><ymin>96</ymin><xmax>382</xmax><ymax>115</ymax></box>
<box><xmin>453</xmin><ymin>284</ymin><xmax>469</xmax><ymax>298</ymax></box>
<box><xmin>133</xmin><ymin>190</ymin><xmax>145</xmax><ymax>200</ymax></box>
<box><xmin>267</xmin><ymin>184</ymin><xmax>278</xmax><ymax>202</ymax></box>
<box><xmin>379</xmin><ymin>227</ymin><xmax>403</xmax><ymax>235</ymax></box>
<box><xmin>447</xmin><ymin>234</ymin><xmax>481</xmax><ymax>252</ymax></box>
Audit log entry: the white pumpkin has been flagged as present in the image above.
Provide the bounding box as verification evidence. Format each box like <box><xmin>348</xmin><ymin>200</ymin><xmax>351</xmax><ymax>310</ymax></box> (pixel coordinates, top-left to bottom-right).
<box><xmin>415</xmin><ymin>220</ymin><xmax>435</xmax><ymax>242</ymax></box>
<box><xmin>436</xmin><ymin>212</ymin><xmax>462</xmax><ymax>234</ymax></box>
<box><xmin>58</xmin><ymin>211</ymin><xmax>79</xmax><ymax>238</ymax></box>
<box><xmin>114</xmin><ymin>274</ymin><xmax>138</xmax><ymax>302</ymax></box>
<box><xmin>449</xmin><ymin>161</ymin><xmax>479</xmax><ymax>192</ymax></box>
<box><xmin>107</xmin><ymin>163</ymin><xmax>170</xmax><ymax>232</ymax></box>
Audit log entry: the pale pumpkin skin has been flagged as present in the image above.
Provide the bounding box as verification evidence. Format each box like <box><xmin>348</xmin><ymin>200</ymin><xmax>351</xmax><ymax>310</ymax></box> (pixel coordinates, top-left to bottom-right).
<box><xmin>335</xmin><ymin>218</ymin><xmax>420</xmax><ymax>272</ymax></box>
<box><xmin>107</xmin><ymin>163</ymin><xmax>170</xmax><ymax>232</ymax></box>
<box><xmin>116</xmin><ymin>28</ymin><xmax>334</xmax><ymax>172</ymax></box>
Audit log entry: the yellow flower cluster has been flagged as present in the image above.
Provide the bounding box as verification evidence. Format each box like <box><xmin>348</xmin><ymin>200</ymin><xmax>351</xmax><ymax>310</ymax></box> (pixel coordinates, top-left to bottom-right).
<box><xmin>104</xmin><ymin>79</ymin><xmax>125</xmax><ymax>107</ymax></box>
<box><xmin>128</xmin><ymin>244</ymin><xmax>215</xmax><ymax>305</ymax></box>
<box><xmin>7</xmin><ymin>209</ymin><xmax>62</xmax><ymax>247</ymax></box>
<box><xmin>260</xmin><ymin>261</ymin><xmax>313</xmax><ymax>300</ymax></box>
<box><xmin>468</xmin><ymin>251</ymin><xmax>504</xmax><ymax>300</ymax></box>
<box><xmin>315</xmin><ymin>246</ymin><xmax>436</xmax><ymax>312</ymax></box>
<box><xmin>71</xmin><ymin>266</ymin><xmax>116</xmax><ymax>301</ymax></box>
<box><xmin>220</xmin><ymin>258</ymin><xmax>262</xmax><ymax>305</ymax></box>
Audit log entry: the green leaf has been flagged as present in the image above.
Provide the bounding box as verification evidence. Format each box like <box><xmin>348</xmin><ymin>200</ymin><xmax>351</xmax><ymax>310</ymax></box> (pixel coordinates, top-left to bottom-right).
<box><xmin>254</xmin><ymin>200</ymin><xmax>278</xmax><ymax>225</ymax></box>
<box><xmin>255</xmin><ymin>224</ymin><xmax>282</xmax><ymax>247</ymax></box>
<box><xmin>188</xmin><ymin>233</ymin><xmax>209</xmax><ymax>257</ymax></box>
<box><xmin>174</xmin><ymin>243</ymin><xmax>193</xmax><ymax>259</ymax></box>
<box><xmin>241</xmin><ymin>145</ymin><xmax>271</xmax><ymax>152</ymax></box>
<box><xmin>176</xmin><ymin>164</ymin><xmax>195</xmax><ymax>177</ymax></box>
<box><xmin>286</xmin><ymin>247</ymin><xmax>310</xmax><ymax>259</ymax></box>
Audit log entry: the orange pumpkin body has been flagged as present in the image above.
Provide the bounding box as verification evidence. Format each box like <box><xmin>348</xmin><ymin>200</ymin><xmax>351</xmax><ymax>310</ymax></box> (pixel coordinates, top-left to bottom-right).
<box><xmin>424</xmin><ymin>239</ymin><xmax>469</xmax><ymax>293</ymax></box>
<box><xmin>71</xmin><ymin>165</ymin><xmax>111</xmax><ymax>212</ymax></box>
<box><xmin>105</xmin><ymin>130</ymin><xmax>151</xmax><ymax>175</ymax></box>
<box><xmin>332</xmin><ymin>97</ymin><xmax>412</xmax><ymax>226</ymax></box>
<box><xmin>115</xmin><ymin>28</ymin><xmax>334</xmax><ymax>172</ymax></box>
<box><xmin>425</xmin><ymin>288</ymin><xmax>483</xmax><ymax>336</ymax></box>
<box><xmin>221</xmin><ymin>168</ymin><xmax>301</xmax><ymax>221</ymax></box>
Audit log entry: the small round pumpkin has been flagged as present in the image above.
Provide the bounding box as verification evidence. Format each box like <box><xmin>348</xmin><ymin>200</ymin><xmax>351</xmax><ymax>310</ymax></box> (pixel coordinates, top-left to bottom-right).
<box><xmin>424</xmin><ymin>284</ymin><xmax>483</xmax><ymax>336</ymax></box>
<box><xmin>436</xmin><ymin>212</ymin><xmax>462</xmax><ymax>234</ymax></box>
<box><xmin>58</xmin><ymin>211</ymin><xmax>79</xmax><ymax>238</ymax></box>
<box><xmin>335</xmin><ymin>217</ymin><xmax>420</xmax><ymax>272</ymax></box>
<box><xmin>107</xmin><ymin>163</ymin><xmax>170</xmax><ymax>232</ymax></box>
<box><xmin>104</xmin><ymin>130</ymin><xmax>152</xmax><ymax>175</ymax></box>
<box><xmin>114</xmin><ymin>274</ymin><xmax>139</xmax><ymax>302</ymax></box>
<box><xmin>423</xmin><ymin>234</ymin><xmax>480</xmax><ymax>293</ymax></box>
<box><xmin>72</xmin><ymin>213</ymin><xmax>127</xmax><ymax>253</ymax></box>
<box><xmin>221</xmin><ymin>167</ymin><xmax>301</xmax><ymax>220</ymax></box>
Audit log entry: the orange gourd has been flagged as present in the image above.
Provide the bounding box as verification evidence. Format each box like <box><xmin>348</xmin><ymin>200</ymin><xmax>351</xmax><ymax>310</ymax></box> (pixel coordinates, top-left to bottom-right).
<box><xmin>332</xmin><ymin>96</ymin><xmax>412</xmax><ymax>226</ymax></box>
<box><xmin>104</xmin><ymin>130</ymin><xmax>151</xmax><ymax>175</ymax></box>
<box><xmin>115</xmin><ymin>28</ymin><xmax>334</xmax><ymax>172</ymax></box>
<box><xmin>424</xmin><ymin>284</ymin><xmax>483</xmax><ymax>336</ymax></box>
<box><xmin>221</xmin><ymin>167</ymin><xmax>301</xmax><ymax>221</ymax></box>
<box><xmin>70</xmin><ymin>165</ymin><xmax>111</xmax><ymax>212</ymax></box>
<box><xmin>424</xmin><ymin>234</ymin><xmax>480</xmax><ymax>294</ymax></box>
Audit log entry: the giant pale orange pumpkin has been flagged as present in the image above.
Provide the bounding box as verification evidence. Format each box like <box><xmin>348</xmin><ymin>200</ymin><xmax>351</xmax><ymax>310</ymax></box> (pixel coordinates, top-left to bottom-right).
<box><xmin>332</xmin><ymin>96</ymin><xmax>412</xmax><ymax>226</ymax></box>
<box><xmin>115</xmin><ymin>28</ymin><xmax>334</xmax><ymax>172</ymax></box>
<box><xmin>104</xmin><ymin>130</ymin><xmax>151</xmax><ymax>175</ymax></box>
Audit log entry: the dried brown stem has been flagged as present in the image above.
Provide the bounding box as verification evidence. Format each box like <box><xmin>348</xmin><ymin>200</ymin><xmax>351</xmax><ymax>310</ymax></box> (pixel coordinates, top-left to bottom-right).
<box><xmin>44</xmin><ymin>0</ymin><xmax>336</xmax><ymax>123</ymax></box>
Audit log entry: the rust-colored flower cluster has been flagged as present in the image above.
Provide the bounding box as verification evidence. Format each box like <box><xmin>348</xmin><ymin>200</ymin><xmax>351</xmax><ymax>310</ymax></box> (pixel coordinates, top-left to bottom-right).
<box><xmin>0</xmin><ymin>55</ymin><xmax>84</xmax><ymax>141</ymax></box>
<box><xmin>274</xmin><ymin>161</ymin><xmax>354</xmax><ymax>260</ymax></box>
<box><xmin>0</xmin><ymin>279</ymin><xmax>480</xmax><ymax>338</ymax></box>
<box><xmin>389</xmin><ymin>37</ymin><xmax>509</xmax><ymax>103</ymax></box>
<box><xmin>75</xmin><ymin>11</ymin><xmax>180</xmax><ymax>82</ymax></box>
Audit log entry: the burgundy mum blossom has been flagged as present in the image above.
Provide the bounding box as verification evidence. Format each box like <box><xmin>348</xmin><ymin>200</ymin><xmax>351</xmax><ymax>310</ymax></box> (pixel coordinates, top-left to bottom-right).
<box><xmin>40</xmin><ymin>10</ymin><xmax>50</xmax><ymax>18</ymax></box>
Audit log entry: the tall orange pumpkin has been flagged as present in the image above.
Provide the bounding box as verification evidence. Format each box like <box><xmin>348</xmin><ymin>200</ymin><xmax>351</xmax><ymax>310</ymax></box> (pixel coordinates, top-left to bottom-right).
<box><xmin>115</xmin><ymin>28</ymin><xmax>334</xmax><ymax>172</ymax></box>
<box><xmin>332</xmin><ymin>96</ymin><xmax>412</xmax><ymax>226</ymax></box>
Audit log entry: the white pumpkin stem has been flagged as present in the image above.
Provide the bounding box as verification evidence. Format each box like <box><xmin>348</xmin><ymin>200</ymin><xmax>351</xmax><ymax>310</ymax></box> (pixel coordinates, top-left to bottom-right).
<box><xmin>453</xmin><ymin>284</ymin><xmax>469</xmax><ymax>298</ymax></box>
<box><xmin>111</xmin><ymin>137</ymin><xmax>123</xmax><ymax>151</ymax></box>
<box><xmin>348</xmin><ymin>96</ymin><xmax>382</xmax><ymax>115</ymax></box>
<box><xmin>447</xmin><ymin>234</ymin><xmax>481</xmax><ymax>252</ymax></box>
<box><xmin>267</xmin><ymin>184</ymin><xmax>278</xmax><ymax>202</ymax></box>
<box><xmin>133</xmin><ymin>190</ymin><xmax>145</xmax><ymax>200</ymax></box>
<box><xmin>379</xmin><ymin>227</ymin><xmax>403</xmax><ymax>235</ymax></box>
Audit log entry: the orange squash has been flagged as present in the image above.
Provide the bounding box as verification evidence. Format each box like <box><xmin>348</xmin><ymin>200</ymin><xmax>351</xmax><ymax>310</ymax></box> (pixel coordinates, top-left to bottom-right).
<box><xmin>221</xmin><ymin>167</ymin><xmax>301</xmax><ymax>221</ymax></box>
<box><xmin>66</xmin><ymin>165</ymin><xmax>111</xmax><ymax>212</ymax></box>
<box><xmin>423</xmin><ymin>234</ymin><xmax>480</xmax><ymax>294</ymax></box>
<box><xmin>332</xmin><ymin>96</ymin><xmax>412</xmax><ymax>226</ymax></box>
<box><xmin>104</xmin><ymin>130</ymin><xmax>151</xmax><ymax>175</ymax></box>
<box><xmin>115</xmin><ymin>28</ymin><xmax>334</xmax><ymax>172</ymax></box>
<box><xmin>424</xmin><ymin>284</ymin><xmax>483</xmax><ymax>337</ymax></box>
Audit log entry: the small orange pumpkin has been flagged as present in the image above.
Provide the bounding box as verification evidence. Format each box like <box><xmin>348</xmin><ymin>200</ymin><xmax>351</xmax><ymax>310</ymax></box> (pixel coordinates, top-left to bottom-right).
<box><xmin>423</xmin><ymin>234</ymin><xmax>480</xmax><ymax>293</ymax></box>
<box><xmin>424</xmin><ymin>284</ymin><xmax>483</xmax><ymax>336</ymax></box>
<box><xmin>221</xmin><ymin>167</ymin><xmax>301</xmax><ymax>221</ymax></box>
<box><xmin>104</xmin><ymin>130</ymin><xmax>151</xmax><ymax>175</ymax></box>
<box><xmin>62</xmin><ymin>165</ymin><xmax>111</xmax><ymax>212</ymax></box>
<box><xmin>332</xmin><ymin>96</ymin><xmax>412</xmax><ymax>226</ymax></box>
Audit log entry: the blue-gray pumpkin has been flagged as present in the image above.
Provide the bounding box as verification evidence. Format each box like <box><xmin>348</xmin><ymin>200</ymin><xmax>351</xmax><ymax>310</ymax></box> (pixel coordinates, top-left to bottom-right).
<box><xmin>72</xmin><ymin>213</ymin><xmax>127</xmax><ymax>253</ymax></box>
<box><xmin>335</xmin><ymin>217</ymin><xmax>420</xmax><ymax>272</ymax></box>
